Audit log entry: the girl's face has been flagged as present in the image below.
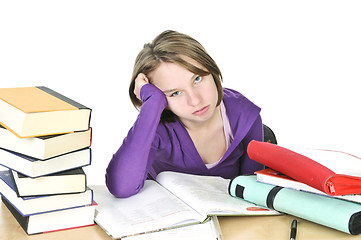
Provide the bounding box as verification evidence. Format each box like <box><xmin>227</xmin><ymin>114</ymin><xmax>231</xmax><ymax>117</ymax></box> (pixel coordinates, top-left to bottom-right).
<box><xmin>148</xmin><ymin>57</ymin><xmax>219</xmax><ymax>128</ymax></box>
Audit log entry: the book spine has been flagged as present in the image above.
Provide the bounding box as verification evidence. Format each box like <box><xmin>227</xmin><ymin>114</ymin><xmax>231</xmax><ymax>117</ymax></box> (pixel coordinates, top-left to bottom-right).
<box><xmin>37</xmin><ymin>86</ymin><xmax>92</xmax><ymax>129</ymax></box>
<box><xmin>9</xmin><ymin>170</ymin><xmax>21</xmax><ymax>198</ymax></box>
<box><xmin>2</xmin><ymin>197</ymin><xmax>33</xmax><ymax>234</ymax></box>
<box><xmin>36</xmin><ymin>86</ymin><xmax>89</xmax><ymax>110</ymax></box>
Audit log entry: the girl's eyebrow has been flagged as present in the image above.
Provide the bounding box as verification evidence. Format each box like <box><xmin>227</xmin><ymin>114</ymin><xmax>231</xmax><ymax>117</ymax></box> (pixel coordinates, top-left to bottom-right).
<box><xmin>162</xmin><ymin>88</ymin><xmax>178</xmax><ymax>95</ymax></box>
<box><xmin>161</xmin><ymin>73</ymin><xmax>198</xmax><ymax>94</ymax></box>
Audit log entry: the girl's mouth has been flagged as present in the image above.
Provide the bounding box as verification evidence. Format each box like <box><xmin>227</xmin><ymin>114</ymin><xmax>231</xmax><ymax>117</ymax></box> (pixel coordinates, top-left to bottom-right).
<box><xmin>192</xmin><ymin>106</ymin><xmax>209</xmax><ymax>116</ymax></box>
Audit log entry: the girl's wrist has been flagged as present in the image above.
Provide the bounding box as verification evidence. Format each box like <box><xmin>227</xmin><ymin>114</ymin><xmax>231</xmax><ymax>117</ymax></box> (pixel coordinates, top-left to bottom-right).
<box><xmin>140</xmin><ymin>84</ymin><xmax>167</xmax><ymax>107</ymax></box>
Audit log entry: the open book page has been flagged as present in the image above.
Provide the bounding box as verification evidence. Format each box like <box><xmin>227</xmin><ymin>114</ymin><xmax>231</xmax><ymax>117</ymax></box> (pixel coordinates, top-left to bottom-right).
<box><xmin>156</xmin><ymin>172</ymin><xmax>280</xmax><ymax>217</ymax></box>
<box><xmin>93</xmin><ymin>182</ymin><xmax>203</xmax><ymax>239</ymax></box>
<box><xmin>286</xmin><ymin>147</ymin><xmax>361</xmax><ymax>176</ymax></box>
<box><xmin>125</xmin><ymin>216</ymin><xmax>222</xmax><ymax>240</ymax></box>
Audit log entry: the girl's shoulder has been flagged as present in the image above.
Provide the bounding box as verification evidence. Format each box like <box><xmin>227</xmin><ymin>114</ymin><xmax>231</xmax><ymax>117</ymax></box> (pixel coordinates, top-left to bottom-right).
<box><xmin>223</xmin><ymin>88</ymin><xmax>257</xmax><ymax>106</ymax></box>
<box><xmin>222</xmin><ymin>87</ymin><xmax>261</xmax><ymax>118</ymax></box>
<box><xmin>223</xmin><ymin>87</ymin><xmax>243</xmax><ymax>96</ymax></box>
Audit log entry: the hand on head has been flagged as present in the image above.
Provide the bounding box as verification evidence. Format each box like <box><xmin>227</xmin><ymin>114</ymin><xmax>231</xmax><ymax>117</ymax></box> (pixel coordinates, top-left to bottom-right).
<box><xmin>133</xmin><ymin>73</ymin><xmax>149</xmax><ymax>100</ymax></box>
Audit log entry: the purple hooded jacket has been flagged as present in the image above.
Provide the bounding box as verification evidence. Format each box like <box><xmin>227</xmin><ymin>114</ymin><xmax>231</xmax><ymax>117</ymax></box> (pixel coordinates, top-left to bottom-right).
<box><xmin>106</xmin><ymin>84</ymin><xmax>264</xmax><ymax>198</ymax></box>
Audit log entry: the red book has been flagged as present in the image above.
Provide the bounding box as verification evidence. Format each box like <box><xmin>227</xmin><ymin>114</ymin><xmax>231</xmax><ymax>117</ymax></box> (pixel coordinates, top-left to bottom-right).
<box><xmin>247</xmin><ymin>140</ymin><xmax>361</xmax><ymax>196</ymax></box>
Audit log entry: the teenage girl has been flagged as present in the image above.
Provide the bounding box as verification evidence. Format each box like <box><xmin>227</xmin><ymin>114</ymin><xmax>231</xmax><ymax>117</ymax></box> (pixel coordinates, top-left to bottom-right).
<box><xmin>106</xmin><ymin>30</ymin><xmax>264</xmax><ymax>198</ymax></box>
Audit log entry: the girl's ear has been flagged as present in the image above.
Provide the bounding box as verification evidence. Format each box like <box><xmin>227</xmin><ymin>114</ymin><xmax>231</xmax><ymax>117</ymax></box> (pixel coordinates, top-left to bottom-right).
<box><xmin>144</xmin><ymin>75</ymin><xmax>150</xmax><ymax>84</ymax></box>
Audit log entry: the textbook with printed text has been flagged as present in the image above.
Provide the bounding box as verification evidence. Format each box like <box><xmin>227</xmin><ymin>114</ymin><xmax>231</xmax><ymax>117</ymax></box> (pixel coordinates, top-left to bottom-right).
<box><xmin>94</xmin><ymin>172</ymin><xmax>280</xmax><ymax>239</ymax></box>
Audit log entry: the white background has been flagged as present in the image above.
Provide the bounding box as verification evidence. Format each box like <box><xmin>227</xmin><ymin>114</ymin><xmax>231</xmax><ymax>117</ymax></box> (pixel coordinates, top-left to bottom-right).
<box><xmin>1</xmin><ymin>1</ymin><xmax>360</xmax><ymax>185</ymax></box>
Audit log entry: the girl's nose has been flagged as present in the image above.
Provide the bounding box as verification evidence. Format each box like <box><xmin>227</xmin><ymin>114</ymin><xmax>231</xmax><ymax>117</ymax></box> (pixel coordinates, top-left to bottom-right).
<box><xmin>187</xmin><ymin>90</ymin><xmax>201</xmax><ymax>106</ymax></box>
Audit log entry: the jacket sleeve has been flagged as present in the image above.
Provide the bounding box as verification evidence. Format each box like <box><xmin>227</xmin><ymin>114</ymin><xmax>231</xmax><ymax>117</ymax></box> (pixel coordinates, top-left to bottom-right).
<box><xmin>238</xmin><ymin>115</ymin><xmax>265</xmax><ymax>174</ymax></box>
<box><xmin>105</xmin><ymin>84</ymin><xmax>167</xmax><ymax>198</ymax></box>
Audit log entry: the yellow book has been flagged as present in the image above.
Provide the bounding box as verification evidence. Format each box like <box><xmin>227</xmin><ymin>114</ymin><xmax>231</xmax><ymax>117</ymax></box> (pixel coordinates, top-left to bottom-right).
<box><xmin>0</xmin><ymin>86</ymin><xmax>91</xmax><ymax>138</ymax></box>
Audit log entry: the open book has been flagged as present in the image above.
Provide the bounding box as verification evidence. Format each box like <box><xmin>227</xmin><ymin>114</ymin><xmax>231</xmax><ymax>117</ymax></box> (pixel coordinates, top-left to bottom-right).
<box><xmin>93</xmin><ymin>171</ymin><xmax>280</xmax><ymax>239</ymax></box>
<box><xmin>124</xmin><ymin>216</ymin><xmax>222</xmax><ymax>240</ymax></box>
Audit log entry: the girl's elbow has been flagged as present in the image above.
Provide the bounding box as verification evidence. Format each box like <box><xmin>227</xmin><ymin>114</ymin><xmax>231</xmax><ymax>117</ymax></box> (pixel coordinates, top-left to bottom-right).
<box><xmin>108</xmin><ymin>187</ymin><xmax>138</xmax><ymax>198</ymax></box>
<box><xmin>109</xmin><ymin>186</ymin><xmax>141</xmax><ymax>198</ymax></box>
<box><xmin>105</xmin><ymin>175</ymin><xmax>144</xmax><ymax>198</ymax></box>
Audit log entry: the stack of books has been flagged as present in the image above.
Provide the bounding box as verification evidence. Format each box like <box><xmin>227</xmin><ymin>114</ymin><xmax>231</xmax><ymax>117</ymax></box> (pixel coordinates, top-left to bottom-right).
<box><xmin>229</xmin><ymin>140</ymin><xmax>361</xmax><ymax>235</ymax></box>
<box><xmin>0</xmin><ymin>86</ymin><xmax>96</xmax><ymax>235</ymax></box>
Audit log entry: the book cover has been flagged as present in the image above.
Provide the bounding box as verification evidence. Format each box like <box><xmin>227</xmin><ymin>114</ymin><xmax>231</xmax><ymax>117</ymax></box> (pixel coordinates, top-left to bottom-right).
<box><xmin>229</xmin><ymin>175</ymin><xmax>361</xmax><ymax>235</ymax></box>
<box><xmin>0</xmin><ymin>86</ymin><xmax>91</xmax><ymax>138</ymax></box>
<box><xmin>247</xmin><ymin>140</ymin><xmax>361</xmax><ymax>196</ymax></box>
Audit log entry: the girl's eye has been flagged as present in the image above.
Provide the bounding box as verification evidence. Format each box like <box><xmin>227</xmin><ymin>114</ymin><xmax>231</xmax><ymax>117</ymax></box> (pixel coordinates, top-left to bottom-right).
<box><xmin>171</xmin><ymin>91</ymin><xmax>181</xmax><ymax>97</ymax></box>
<box><xmin>194</xmin><ymin>76</ymin><xmax>202</xmax><ymax>83</ymax></box>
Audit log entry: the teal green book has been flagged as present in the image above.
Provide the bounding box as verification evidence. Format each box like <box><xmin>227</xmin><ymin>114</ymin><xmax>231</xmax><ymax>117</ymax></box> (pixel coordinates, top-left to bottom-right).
<box><xmin>229</xmin><ymin>175</ymin><xmax>361</xmax><ymax>235</ymax></box>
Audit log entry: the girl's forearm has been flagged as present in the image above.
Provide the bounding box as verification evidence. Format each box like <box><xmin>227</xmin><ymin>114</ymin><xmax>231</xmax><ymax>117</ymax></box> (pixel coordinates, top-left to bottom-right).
<box><xmin>105</xmin><ymin>84</ymin><xmax>167</xmax><ymax>198</ymax></box>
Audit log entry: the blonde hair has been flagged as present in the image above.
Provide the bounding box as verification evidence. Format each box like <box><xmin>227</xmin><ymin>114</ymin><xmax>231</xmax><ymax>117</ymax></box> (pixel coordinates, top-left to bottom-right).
<box><xmin>129</xmin><ymin>30</ymin><xmax>223</xmax><ymax>122</ymax></box>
